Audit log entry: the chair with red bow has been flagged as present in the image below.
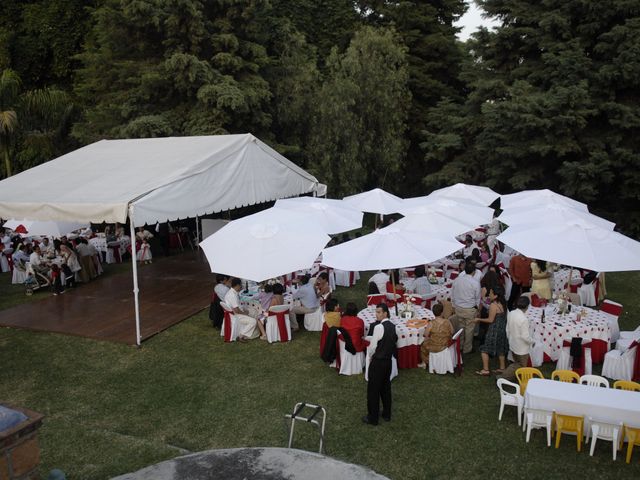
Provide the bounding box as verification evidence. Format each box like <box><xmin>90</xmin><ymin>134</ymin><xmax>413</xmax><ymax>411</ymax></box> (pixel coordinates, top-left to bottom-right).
<box><xmin>220</xmin><ymin>302</ymin><xmax>239</xmax><ymax>342</ymax></box>
<box><xmin>600</xmin><ymin>299</ymin><xmax>623</xmax><ymax>344</ymax></box>
<box><xmin>428</xmin><ymin>329</ymin><xmax>463</xmax><ymax>375</ymax></box>
<box><xmin>555</xmin><ymin>339</ymin><xmax>592</xmax><ymax>376</ymax></box>
<box><xmin>366</xmin><ymin>294</ymin><xmax>386</xmax><ymax>306</ymax></box>
<box><xmin>602</xmin><ymin>342</ymin><xmax>639</xmax><ymax>381</ymax></box>
<box><xmin>304</xmin><ymin>307</ymin><xmax>324</xmax><ymax>331</ymax></box>
<box><xmin>336</xmin><ymin>332</ymin><xmax>365</xmax><ymax>376</ymax></box>
<box><xmin>266</xmin><ymin>305</ymin><xmax>291</xmax><ymax>343</ymax></box>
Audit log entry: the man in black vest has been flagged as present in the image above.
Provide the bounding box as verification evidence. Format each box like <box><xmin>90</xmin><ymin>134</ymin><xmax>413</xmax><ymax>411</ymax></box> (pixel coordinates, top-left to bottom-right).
<box><xmin>363</xmin><ymin>303</ymin><xmax>398</xmax><ymax>426</ymax></box>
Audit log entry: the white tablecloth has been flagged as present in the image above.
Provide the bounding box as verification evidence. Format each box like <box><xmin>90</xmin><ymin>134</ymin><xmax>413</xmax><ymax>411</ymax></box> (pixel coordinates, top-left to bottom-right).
<box><xmin>527</xmin><ymin>305</ymin><xmax>611</xmax><ymax>361</ymax></box>
<box><xmin>89</xmin><ymin>236</ymin><xmax>131</xmax><ymax>257</ymax></box>
<box><xmin>553</xmin><ymin>268</ymin><xmax>582</xmax><ymax>296</ymax></box>
<box><xmin>525</xmin><ymin>378</ymin><xmax>640</xmax><ymax>426</ymax></box>
<box><xmin>358</xmin><ymin>305</ymin><xmax>433</xmax><ymax>349</ymax></box>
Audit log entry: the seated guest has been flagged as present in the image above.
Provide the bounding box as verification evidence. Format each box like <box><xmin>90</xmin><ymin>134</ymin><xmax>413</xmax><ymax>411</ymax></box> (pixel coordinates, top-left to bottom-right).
<box><xmin>12</xmin><ymin>244</ymin><xmax>30</xmax><ymax>266</ymax></box>
<box><xmin>256</xmin><ymin>283</ymin><xmax>275</xmax><ymax>312</ymax></box>
<box><xmin>105</xmin><ymin>226</ymin><xmax>117</xmax><ymax>243</ymax></box>
<box><xmin>289</xmin><ymin>274</ymin><xmax>320</xmax><ymax>331</ymax></box>
<box><xmin>340</xmin><ymin>302</ymin><xmax>366</xmax><ymax>352</ymax></box>
<box><xmin>470</xmin><ymin>248</ymin><xmax>482</xmax><ymax>265</ymax></box>
<box><xmin>210</xmin><ymin>274</ymin><xmax>229</xmax><ymax>329</ymax></box>
<box><xmin>223</xmin><ymin>277</ymin><xmax>266</xmax><ymax>341</ymax></box>
<box><xmin>40</xmin><ymin>237</ymin><xmax>55</xmax><ymax>258</ymax></box>
<box><xmin>479</xmin><ymin>242</ymin><xmax>492</xmax><ymax>263</ymax></box>
<box><xmin>214</xmin><ymin>274</ymin><xmax>231</xmax><ymax>301</ymax></box>
<box><xmin>462</xmin><ymin>234</ymin><xmax>475</xmax><ymax>258</ymax></box>
<box><xmin>420</xmin><ymin>303</ymin><xmax>454</xmax><ymax>369</ymax></box>
<box><xmin>315</xmin><ymin>271</ymin><xmax>332</xmax><ymax>302</ymax></box>
<box><xmin>386</xmin><ymin>269</ymin><xmax>405</xmax><ymax>295</ymax></box>
<box><xmin>29</xmin><ymin>246</ymin><xmax>48</xmax><ymax>275</ymax></box>
<box><xmin>269</xmin><ymin>283</ymin><xmax>285</xmax><ymax>308</ymax></box>
<box><xmin>368</xmin><ymin>270</ymin><xmax>389</xmax><ymax>296</ymax></box>
<box><xmin>323</xmin><ymin>298</ymin><xmax>342</xmax><ymax>328</ymax></box>
<box><xmin>407</xmin><ymin>265</ymin><xmax>432</xmax><ymax>297</ymax></box>
<box><xmin>60</xmin><ymin>244</ymin><xmax>82</xmax><ymax>288</ymax></box>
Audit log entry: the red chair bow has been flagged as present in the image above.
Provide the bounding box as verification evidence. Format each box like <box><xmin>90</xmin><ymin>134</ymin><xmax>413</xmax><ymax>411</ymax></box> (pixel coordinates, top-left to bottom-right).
<box><xmin>272</xmin><ymin>308</ymin><xmax>290</xmax><ymax>342</ymax></box>
<box><xmin>223</xmin><ymin>310</ymin><xmax>233</xmax><ymax>342</ymax></box>
<box><xmin>562</xmin><ymin>339</ymin><xmax>591</xmax><ymax>376</ymax></box>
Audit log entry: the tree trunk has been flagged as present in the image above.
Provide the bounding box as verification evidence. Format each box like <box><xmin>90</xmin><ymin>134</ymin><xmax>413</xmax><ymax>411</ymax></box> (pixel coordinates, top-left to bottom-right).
<box><xmin>3</xmin><ymin>148</ymin><xmax>11</xmax><ymax>177</ymax></box>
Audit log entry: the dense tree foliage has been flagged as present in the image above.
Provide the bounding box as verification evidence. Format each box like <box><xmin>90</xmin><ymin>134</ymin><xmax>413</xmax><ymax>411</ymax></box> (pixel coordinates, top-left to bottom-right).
<box><xmin>0</xmin><ymin>1</ymin><xmax>638</xmax><ymax>233</ymax></box>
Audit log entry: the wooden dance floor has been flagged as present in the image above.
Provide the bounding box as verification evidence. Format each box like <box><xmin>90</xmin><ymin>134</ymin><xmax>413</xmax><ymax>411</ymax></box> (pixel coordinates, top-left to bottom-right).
<box><xmin>0</xmin><ymin>253</ymin><xmax>214</xmax><ymax>345</ymax></box>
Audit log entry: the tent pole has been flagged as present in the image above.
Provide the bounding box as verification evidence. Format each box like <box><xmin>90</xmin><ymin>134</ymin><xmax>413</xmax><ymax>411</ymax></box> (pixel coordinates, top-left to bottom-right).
<box><xmin>129</xmin><ymin>205</ymin><xmax>141</xmax><ymax>347</ymax></box>
<box><xmin>196</xmin><ymin>215</ymin><xmax>200</xmax><ymax>246</ymax></box>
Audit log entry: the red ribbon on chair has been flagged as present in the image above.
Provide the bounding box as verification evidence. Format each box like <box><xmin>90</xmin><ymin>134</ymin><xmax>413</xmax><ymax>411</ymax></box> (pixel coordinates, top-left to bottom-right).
<box><xmin>630</xmin><ymin>341</ymin><xmax>640</xmax><ymax>382</ymax></box>
<box><xmin>274</xmin><ymin>308</ymin><xmax>290</xmax><ymax>342</ymax></box>
<box><xmin>223</xmin><ymin>310</ymin><xmax>233</xmax><ymax>342</ymax></box>
<box><xmin>449</xmin><ymin>335</ymin><xmax>463</xmax><ymax>374</ymax></box>
<box><xmin>349</xmin><ymin>271</ymin><xmax>355</xmax><ymax>286</ymax></box>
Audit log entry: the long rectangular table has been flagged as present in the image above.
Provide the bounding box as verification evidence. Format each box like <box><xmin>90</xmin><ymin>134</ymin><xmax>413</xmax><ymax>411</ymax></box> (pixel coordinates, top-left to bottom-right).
<box><xmin>525</xmin><ymin>379</ymin><xmax>640</xmax><ymax>426</ymax></box>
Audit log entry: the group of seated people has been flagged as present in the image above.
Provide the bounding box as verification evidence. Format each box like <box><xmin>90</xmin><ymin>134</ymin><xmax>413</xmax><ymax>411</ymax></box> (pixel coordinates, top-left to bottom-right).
<box><xmin>367</xmin><ymin>265</ymin><xmax>434</xmax><ymax>299</ymax></box>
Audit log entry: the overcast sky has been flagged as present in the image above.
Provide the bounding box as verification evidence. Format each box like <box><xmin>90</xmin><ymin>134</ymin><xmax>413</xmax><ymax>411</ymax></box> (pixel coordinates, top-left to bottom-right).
<box><xmin>455</xmin><ymin>2</ymin><xmax>500</xmax><ymax>41</ymax></box>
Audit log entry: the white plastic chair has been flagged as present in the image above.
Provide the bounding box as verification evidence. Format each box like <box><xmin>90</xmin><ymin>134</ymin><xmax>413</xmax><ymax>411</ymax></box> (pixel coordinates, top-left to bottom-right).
<box><xmin>579</xmin><ymin>374</ymin><xmax>610</xmax><ymax>388</ymax></box>
<box><xmin>556</xmin><ymin>341</ymin><xmax>592</xmax><ymax>375</ymax></box>
<box><xmin>523</xmin><ymin>407</ymin><xmax>554</xmax><ymax>446</ymax></box>
<box><xmin>497</xmin><ymin>379</ymin><xmax>524</xmax><ymax>426</ymax></box>
<box><xmin>337</xmin><ymin>337</ymin><xmax>365</xmax><ymax>376</ymax></box>
<box><xmin>586</xmin><ymin>417</ymin><xmax>622</xmax><ymax>460</ymax></box>
<box><xmin>303</xmin><ymin>307</ymin><xmax>324</xmax><ymax>331</ymax></box>
<box><xmin>602</xmin><ymin>345</ymin><xmax>637</xmax><ymax>381</ymax></box>
<box><xmin>266</xmin><ymin>305</ymin><xmax>291</xmax><ymax>343</ymax></box>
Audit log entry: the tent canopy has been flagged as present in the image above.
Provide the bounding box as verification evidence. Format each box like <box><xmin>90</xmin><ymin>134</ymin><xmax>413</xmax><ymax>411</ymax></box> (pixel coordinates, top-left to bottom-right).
<box><xmin>0</xmin><ymin>134</ymin><xmax>320</xmax><ymax>226</ymax></box>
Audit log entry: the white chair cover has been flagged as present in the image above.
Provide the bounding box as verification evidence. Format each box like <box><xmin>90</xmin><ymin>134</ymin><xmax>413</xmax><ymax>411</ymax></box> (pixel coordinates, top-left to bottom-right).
<box><xmin>220</xmin><ymin>302</ymin><xmax>239</xmax><ymax>342</ymax></box>
<box><xmin>601</xmin><ymin>346</ymin><xmax>637</xmax><ymax>381</ymax></box>
<box><xmin>12</xmin><ymin>263</ymin><xmax>28</xmax><ymax>284</ymax></box>
<box><xmin>428</xmin><ymin>348</ymin><xmax>455</xmax><ymax>375</ymax></box>
<box><xmin>304</xmin><ymin>308</ymin><xmax>324</xmax><ymax>331</ymax></box>
<box><xmin>578</xmin><ymin>283</ymin><xmax>597</xmax><ymax>307</ymax></box>
<box><xmin>338</xmin><ymin>338</ymin><xmax>365</xmax><ymax>375</ymax></box>
<box><xmin>266</xmin><ymin>305</ymin><xmax>291</xmax><ymax>343</ymax></box>
<box><xmin>556</xmin><ymin>344</ymin><xmax>593</xmax><ymax>375</ymax></box>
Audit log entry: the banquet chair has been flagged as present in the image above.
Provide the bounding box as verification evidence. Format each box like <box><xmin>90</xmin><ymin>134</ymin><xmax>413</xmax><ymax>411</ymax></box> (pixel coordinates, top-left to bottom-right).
<box><xmin>613</xmin><ymin>380</ymin><xmax>640</xmax><ymax>391</ymax></box>
<box><xmin>220</xmin><ymin>302</ymin><xmax>239</xmax><ymax>342</ymax></box>
<box><xmin>551</xmin><ymin>370</ymin><xmax>580</xmax><ymax>383</ymax></box>
<box><xmin>621</xmin><ymin>425</ymin><xmax>640</xmax><ymax>464</ymax></box>
<box><xmin>337</xmin><ymin>335</ymin><xmax>365</xmax><ymax>376</ymax></box>
<box><xmin>448</xmin><ymin>271</ymin><xmax>459</xmax><ymax>281</ymax></box>
<box><xmin>266</xmin><ymin>305</ymin><xmax>291</xmax><ymax>343</ymax></box>
<box><xmin>496</xmin><ymin>379</ymin><xmax>523</xmax><ymax>426</ymax></box>
<box><xmin>423</xmin><ymin>292</ymin><xmax>437</xmax><ymax>309</ymax></box>
<box><xmin>304</xmin><ymin>307</ymin><xmax>324</xmax><ymax>331</ymax></box>
<box><xmin>555</xmin><ymin>340</ymin><xmax>592</xmax><ymax>376</ymax></box>
<box><xmin>366</xmin><ymin>294</ymin><xmax>386</xmax><ymax>306</ymax></box>
<box><xmin>600</xmin><ymin>299</ymin><xmax>623</xmax><ymax>343</ymax></box>
<box><xmin>586</xmin><ymin>418</ymin><xmax>622</xmax><ymax>461</ymax></box>
<box><xmin>578</xmin><ymin>282</ymin><xmax>597</xmax><ymax>307</ymax></box>
<box><xmin>523</xmin><ymin>408</ymin><xmax>554</xmax><ymax>447</ymax></box>
<box><xmin>385</xmin><ymin>293</ymin><xmax>402</xmax><ymax>307</ymax></box>
<box><xmin>616</xmin><ymin>324</ymin><xmax>640</xmax><ymax>353</ymax></box>
<box><xmin>579</xmin><ymin>374</ymin><xmax>610</xmax><ymax>388</ymax></box>
<box><xmin>11</xmin><ymin>261</ymin><xmax>28</xmax><ymax>284</ymax></box>
<box><xmin>602</xmin><ymin>344</ymin><xmax>638</xmax><ymax>381</ymax></box>
<box><xmin>515</xmin><ymin>367</ymin><xmax>544</xmax><ymax>395</ymax></box>
<box><xmin>555</xmin><ymin>414</ymin><xmax>584</xmax><ymax>452</ymax></box>
<box><xmin>428</xmin><ymin>347</ymin><xmax>455</xmax><ymax>375</ymax></box>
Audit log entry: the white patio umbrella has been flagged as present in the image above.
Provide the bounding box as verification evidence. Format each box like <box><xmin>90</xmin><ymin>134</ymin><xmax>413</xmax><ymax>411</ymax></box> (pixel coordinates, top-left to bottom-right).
<box><xmin>429</xmin><ymin>182</ymin><xmax>500</xmax><ymax>206</ymax></box>
<box><xmin>321</xmin><ymin>224</ymin><xmax>462</xmax><ymax>272</ymax></box>
<box><xmin>3</xmin><ymin>219</ymin><xmax>88</xmax><ymax>237</ymax></box>
<box><xmin>498</xmin><ymin>204</ymin><xmax>615</xmax><ymax>231</ymax></box>
<box><xmin>497</xmin><ymin>221</ymin><xmax>640</xmax><ymax>272</ymax></box>
<box><xmin>500</xmin><ymin>189</ymin><xmax>588</xmax><ymax>212</ymax></box>
<box><xmin>342</xmin><ymin>188</ymin><xmax>404</xmax><ymax>215</ymax></box>
<box><xmin>393</xmin><ymin>211</ymin><xmax>473</xmax><ymax>236</ymax></box>
<box><xmin>400</xmin><ymin>196</ymin><xmax>494</xmax><ymax>228</ymax></box>
<box><xmin>273</xmin><ymin>197</ymin><xmax>363</xmax><ymax>234</ymax></box>
<box><xmin>199</xmin><ymin>208</ymin><xmax>330</xmax><ymax>282</ymax></box>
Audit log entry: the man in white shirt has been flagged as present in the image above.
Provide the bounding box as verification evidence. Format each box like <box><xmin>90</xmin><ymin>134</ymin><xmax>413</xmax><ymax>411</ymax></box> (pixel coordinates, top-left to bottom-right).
<box><xmin>368</xmin><ymin>270</ymin><xmax>390</xmax><ymax>295</ymax></box>
<box><xmin>499</xmin><ymin>296</ymin><xmax>532</xmax><ymax>381</ymax></box>
<box><xmin>40</xmin><ymin>237</ymin><xmax>55</xmax><ymax>257</ymax></box>
<box><xmin>449</xmin><ymin>263</ymin><xmax>481</xmax><ymax>354</ymax></box>
<box><xmin>223</xmin><ymin>278</ymin><xmax>266</xmax><ymax>341</ymax></box>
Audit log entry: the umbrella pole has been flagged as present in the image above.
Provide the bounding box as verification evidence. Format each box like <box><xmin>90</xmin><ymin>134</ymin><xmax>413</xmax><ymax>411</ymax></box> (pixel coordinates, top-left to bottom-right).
<box><xmin>392</xmin><ymin>270</ymin><xmax>398</xmax><ymax>316</ymax></box>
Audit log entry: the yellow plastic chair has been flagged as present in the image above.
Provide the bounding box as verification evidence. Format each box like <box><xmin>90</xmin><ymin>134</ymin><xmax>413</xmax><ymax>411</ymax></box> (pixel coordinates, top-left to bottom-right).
<box><xmin>551</xmin><ymin>369</ymin><xmax>580</xmax><ymax>383</ymax></box>
<box><xmin>613</xmin><ymin>380</ymin><xmax>640</xmax><ymax>392</ymax></box>
<box><xmin>621</xmin><ymin>425</ymin><xmax>640</xmax><ymax>464</ymax></box>
<box><xmin>555</xmin><ymin>414</ymin><xmax>584</xmax><ymax>452</ymax></box>
<box><xmin>515</xmin><ymin>367</ymin><xmax>544</xmax><ymax>394</ymax></box>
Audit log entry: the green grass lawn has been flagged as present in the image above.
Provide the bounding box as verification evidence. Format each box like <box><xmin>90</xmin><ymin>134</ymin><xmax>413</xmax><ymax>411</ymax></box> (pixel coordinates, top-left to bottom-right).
<box><xmin>1</xmin><ymin>267</ymin><xmax>639</xmax><ymax>479</ymax></box>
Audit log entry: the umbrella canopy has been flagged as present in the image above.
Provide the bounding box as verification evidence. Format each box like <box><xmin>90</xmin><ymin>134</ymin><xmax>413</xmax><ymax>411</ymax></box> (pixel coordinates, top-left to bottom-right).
<box><xmin>3</xmin><ymin>219</ymin><xmax>88</xmax><ymax>237</ymax></box>
<box><xmin>199</xmin><ymin>208</ymin><xmax>330</xmax><ymax>282</ymax></box>
<box><xmin>393</xmin><ymin>211</ymin><xmax>473</xmax><ymax>236</ymax></box>
<box><xmin>273</xmin><ymin>197</ymin><xmax>362</xmax><ymax>234</ymax></box>
<box><xmin>400</xmin><ymin>196</ymin><xmax>494</xmax><ymax>228</ymax></box>
<box><xmin>496</xmin><ymin>222</ymin><xmax>640</xmax><ymax>272</ymax></box>
<box><xmin>498</xmin><ymin>204</ymin><xmax>615</xmax><ymax>231</ymax></box>
<box><xmin>500</xmin><ymin>189</ymin><xmax>588</xmax><ymax>212</ymax></box>
<box><xmin>342</xmin><ymin>188</ymin><xmax>404</xmax><ymax>215</ymax></box>
<box><xmin>429</xmin><ymin>183</ymin><xmax>500</xmax><ymax>206</ymax></box>
<box><xmin>321</xmin><ymin>224</ymin><xmax>462</xmax><ymax>271</ymax></box>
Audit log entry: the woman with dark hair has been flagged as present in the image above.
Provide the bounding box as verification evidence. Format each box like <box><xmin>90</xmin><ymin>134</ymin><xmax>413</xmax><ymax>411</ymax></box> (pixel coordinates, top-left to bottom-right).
<box><xmin>530</xmin><ymin>259</ymin><xmax>552</xmax><ymax>300</ymax></box>
<box><xmin>474</xmin><ymin>285</ymin><xmax>508</xmax><ymax>376</ymax></box>
<box><xmin>270</xmin><ymin>283</ymin><xmax>285</xmax><ymax>307</ymax></box>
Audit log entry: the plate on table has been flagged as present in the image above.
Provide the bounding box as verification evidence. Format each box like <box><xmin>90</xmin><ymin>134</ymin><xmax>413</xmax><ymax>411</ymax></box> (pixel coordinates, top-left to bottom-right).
<box><xmin>405</xmin><ymin>319</ymin><xmax>428</xmax><ymax>329</ymax></box>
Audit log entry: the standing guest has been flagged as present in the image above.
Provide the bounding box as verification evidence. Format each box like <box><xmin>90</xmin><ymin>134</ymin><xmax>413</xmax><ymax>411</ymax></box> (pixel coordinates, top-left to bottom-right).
<box><xmin>157</xmin><ymin>222</ymin><xmax>170</xmax><ymax>256</ymax></box>
<box><xmin>323</xmin><ymin>298</ymin><xmax>342</xmax><ymax>328</ymax></box>
<box><xmin>223</xmin><ymin>277</ymin><xmax>266</xmax><ymax>341</ymax></box>
<box><xmin>341</xmin><ymin>302</ymin><xmax>366</xmax><ymax>353</ymax></box>
<box><xmin>289</xmin><ymin>274</ymin><xmax>320</xmax><ymax>331</ymax></box>
<box><xmin>474</xmin><ymin>286</ymin><xmax>509</xmax><ymax>376</ymax></box>
<box><xmin>60</xmin><ymin>244</ymin><xmax>81</xmax><ymax>288</ymax></box>
<box><xmin>50</xmin><ymin>264</ymin><xmax>63</xmax><ymax>295</ymax></box>
<box><xmin>530</xmin><ymin>259</ymin><xmax>552</xmax><ymax>300</ymax></box>
<box><xmin>449</xmin><ymin>263</ymin><xmax>481</xmax><ymax>354</ymax></box>
<box><xmin>368</xmin><ymin>270</ymin><xmax>390</xmax><ymax>297</ymax></box>
<box><xmin>498</xmin><ymin>296</ymin><xmax>532</xmax><ymax>381</ymax></box>
<box><xmin>507</xmin><ymin>252</ymin><xmax>532</xmax><ymax>309</ymax></box>
<box><xmin>419</xmin><ymin>303</ymin><xmax>454</xmax><ymax>369</ymax></box>
<box><xmin>363</xmin><ymin>303</ymin><xmax>397</xmax><ymax>426</ymax></box>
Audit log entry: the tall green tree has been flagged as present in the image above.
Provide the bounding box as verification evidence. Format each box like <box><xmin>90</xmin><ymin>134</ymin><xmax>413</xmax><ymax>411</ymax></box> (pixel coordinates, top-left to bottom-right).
<box><xmin>423</xmin><ymin>1</ymin><xmax>640</xmax><ymax>233</ymax></box>
<box><xmin>308</xmin><ymin>26</ymin><xmax>410</xmax><ymax>196</ymax></box>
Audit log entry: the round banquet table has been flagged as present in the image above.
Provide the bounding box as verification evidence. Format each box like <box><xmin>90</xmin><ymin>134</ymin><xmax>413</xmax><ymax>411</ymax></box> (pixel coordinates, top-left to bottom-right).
<box><xmin>527</xmin><ymin>305</ymin><xmax>611</xmax><ymax>364</ymax></box>
<box><xmin>358</xmin><ymin>305</ymin><xmax>434</xmax><ymax>369</ymax></box>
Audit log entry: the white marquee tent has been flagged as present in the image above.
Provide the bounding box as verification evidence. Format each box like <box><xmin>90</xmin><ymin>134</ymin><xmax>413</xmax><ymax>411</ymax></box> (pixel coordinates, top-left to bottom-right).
<box><xmin>0</xmin><ymin>133</ymin><xmax>322</xmax><ymax>345</ymax></box>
